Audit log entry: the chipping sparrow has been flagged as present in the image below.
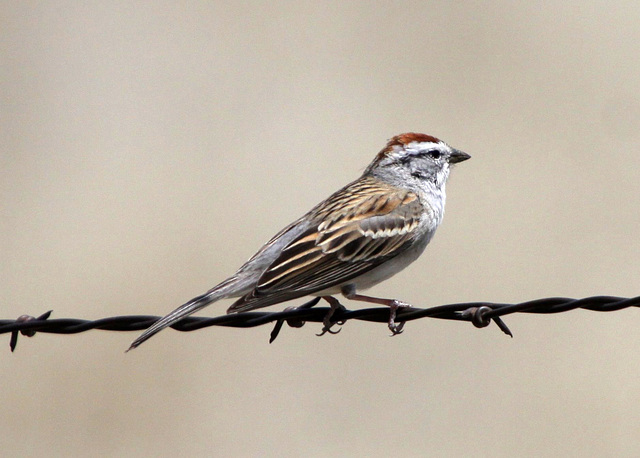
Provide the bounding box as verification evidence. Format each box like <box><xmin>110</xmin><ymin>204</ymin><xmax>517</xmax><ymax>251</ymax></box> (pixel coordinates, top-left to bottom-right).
<box><xmin>128</xmin><ymin>133</ymin><xmax>470</xmax><ymax>350</ymax></box>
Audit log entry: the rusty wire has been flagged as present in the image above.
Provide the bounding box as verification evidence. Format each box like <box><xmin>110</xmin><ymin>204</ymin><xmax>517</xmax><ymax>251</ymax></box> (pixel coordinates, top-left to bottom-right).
<box><xmin>1</xmin><ymin>295</ymin><xmax>638</xmax><ymax>352</ymax></box>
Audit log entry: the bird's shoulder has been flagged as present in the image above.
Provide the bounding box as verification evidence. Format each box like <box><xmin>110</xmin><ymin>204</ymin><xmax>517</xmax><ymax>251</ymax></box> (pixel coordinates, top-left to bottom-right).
<box><xmin>310</xmin><ymin>175</ymin><xmax>424</xmax><ymax>229</ymax></box>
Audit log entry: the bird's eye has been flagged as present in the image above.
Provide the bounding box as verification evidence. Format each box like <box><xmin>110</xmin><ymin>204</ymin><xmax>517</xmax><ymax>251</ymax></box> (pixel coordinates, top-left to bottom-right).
<box><xmin>427</xmin><ymin>150</ymin><xmax>441</xmax><ymax>160</ymax></box>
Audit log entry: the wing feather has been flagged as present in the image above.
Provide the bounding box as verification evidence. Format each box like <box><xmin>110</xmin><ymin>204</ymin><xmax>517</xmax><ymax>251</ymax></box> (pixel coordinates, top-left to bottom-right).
<box><xmin>227</xmin><ymin>176</ymin><xmax>424</xmax><ymax>312</ymax></box>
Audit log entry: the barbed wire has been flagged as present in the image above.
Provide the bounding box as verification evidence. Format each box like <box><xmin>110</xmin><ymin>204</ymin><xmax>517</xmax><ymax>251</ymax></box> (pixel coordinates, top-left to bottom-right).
<box><xmin>1</xmin><ymin>295</ymin><xmax>638</xmax><ymax>352</ymax></box>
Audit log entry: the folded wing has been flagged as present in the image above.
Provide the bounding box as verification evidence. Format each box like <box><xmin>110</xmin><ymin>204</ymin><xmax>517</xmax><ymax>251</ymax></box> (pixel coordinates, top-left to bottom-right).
<box><xmin>227</xmin><ymin>177</ymin><xmax>423</xmax><ymax>312</ymax></box>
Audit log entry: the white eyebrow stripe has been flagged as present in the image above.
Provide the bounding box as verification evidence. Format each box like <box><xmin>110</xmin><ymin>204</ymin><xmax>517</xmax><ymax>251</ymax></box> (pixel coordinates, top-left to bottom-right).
<box><xmin>407</xmin><ymin>141</ymin><xmax>442</xmax><ymax>150</ymax></box>
<box><xmin>384</xmin><ymin>140</ymin><xmax>448</xmax><ymax>163</ymax></box>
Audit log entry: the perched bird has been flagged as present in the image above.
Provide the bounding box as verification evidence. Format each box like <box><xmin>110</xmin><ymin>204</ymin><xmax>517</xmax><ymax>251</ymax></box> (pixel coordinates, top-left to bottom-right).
<box><xmin>128</xmin><ymin>133</ymin><xmax>470</xmax><ymax>350</ymax></box>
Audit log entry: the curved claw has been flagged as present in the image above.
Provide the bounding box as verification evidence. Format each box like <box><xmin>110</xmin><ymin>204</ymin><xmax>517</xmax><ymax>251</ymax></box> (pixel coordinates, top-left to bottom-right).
<box><xmin>316</xmin><ymin>296</ymin><xmax>346</xmax><ymax>337</ymax></box>
<box><xmin>388</xmin><ymin>300</ymin><xmax>410</xmax><ymax>336</ymax></box>
<box><xmin>388</xmin><ymin>321</ymin><xmax>405</xmax><ymax>336</ymax></box>
<box><xmin>316</xmin><ymin>324</ymin><xmax>342</xmax><ymax>337</ymax></box>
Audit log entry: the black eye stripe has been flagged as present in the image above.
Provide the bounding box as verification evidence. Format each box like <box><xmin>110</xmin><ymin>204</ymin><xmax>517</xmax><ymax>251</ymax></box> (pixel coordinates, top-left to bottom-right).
<box><xmin>399</xmin><ymin>149</ymin><xmax>442</xmax><ymax>163</ymax></box>
<box><xmin>425</xmin><ymin>150</ymin><xmax>441</xmax><ymax>159</ymax></box>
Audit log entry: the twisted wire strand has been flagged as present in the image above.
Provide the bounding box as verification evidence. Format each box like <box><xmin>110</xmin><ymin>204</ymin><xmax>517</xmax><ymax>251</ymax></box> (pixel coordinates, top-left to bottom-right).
<box><xmin>2</xmin><ymin>295</ymin><xmax>638</xmax><ymax>352</ymax></box>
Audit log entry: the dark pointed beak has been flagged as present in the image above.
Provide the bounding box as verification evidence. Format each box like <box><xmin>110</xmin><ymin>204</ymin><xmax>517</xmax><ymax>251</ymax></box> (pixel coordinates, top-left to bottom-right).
<box><xmin>449</xmin><ymin>148</ymin><xmax>471</xmax><ymax>164</ymax></box>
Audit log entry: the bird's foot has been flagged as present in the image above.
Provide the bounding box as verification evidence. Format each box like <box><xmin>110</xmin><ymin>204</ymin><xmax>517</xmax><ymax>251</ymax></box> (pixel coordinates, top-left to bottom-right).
<box><xmin>388</xmin><ymin>300</ymin><xmax>411</xmax><ymax>336</ymax></box>
<box><xmin>316</xmin><ymin>297</ymin><xmax>346</xmax><ymax>336</ymax></box>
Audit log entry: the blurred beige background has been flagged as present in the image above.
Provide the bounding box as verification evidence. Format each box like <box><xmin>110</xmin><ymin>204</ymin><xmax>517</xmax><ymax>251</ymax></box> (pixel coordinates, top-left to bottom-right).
<box><xmin>2</xmin><ymin>2</ymin><xmax>640</xmax><ymax>456</ymax></box>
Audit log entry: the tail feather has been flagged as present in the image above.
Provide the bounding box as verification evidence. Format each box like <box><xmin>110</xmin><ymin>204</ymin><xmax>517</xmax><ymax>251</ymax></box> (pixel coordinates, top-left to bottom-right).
<box><xmin>127</xmin><ymin>284</ymin><xmax>232</xmax><ymax>351</ymax></box>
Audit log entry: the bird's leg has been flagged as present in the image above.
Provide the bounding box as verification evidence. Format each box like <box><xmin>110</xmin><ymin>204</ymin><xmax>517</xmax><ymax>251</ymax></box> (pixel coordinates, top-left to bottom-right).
<box><xmin>316</xmin><ymin>296</ymin><xmax>346</xmax><ymax>336</ymax></box>
<box><xmin>341</xmin><ymin>286</ymin><xmax>412</xmax><ymax>336</ymax></box>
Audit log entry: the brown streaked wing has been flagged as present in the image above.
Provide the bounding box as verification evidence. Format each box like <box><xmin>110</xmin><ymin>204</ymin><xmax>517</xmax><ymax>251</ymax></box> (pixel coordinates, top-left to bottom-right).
<box><xmin>227</xmin><ymin>177</ymin><xmax>423</xmax><ymax>312</ymax></box>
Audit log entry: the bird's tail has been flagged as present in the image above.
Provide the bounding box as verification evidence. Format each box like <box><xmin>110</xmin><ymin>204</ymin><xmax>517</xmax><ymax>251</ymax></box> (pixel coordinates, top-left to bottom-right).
<box><xmin>127</xmin><ymin>278</ymin><xmax>237</xmax><ymax>351</ymax></box>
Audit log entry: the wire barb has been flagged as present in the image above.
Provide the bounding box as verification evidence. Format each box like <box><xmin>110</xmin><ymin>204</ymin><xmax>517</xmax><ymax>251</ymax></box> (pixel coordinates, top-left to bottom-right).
<box><xmin>9</xmin><ymin>311</ymin><xmax>53</xmax><ymax>352</ymax></box>
<box><xmin>1</xmin><ymin>295</ymin><xmax>638</xmax><ymax>351</ymax></box>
